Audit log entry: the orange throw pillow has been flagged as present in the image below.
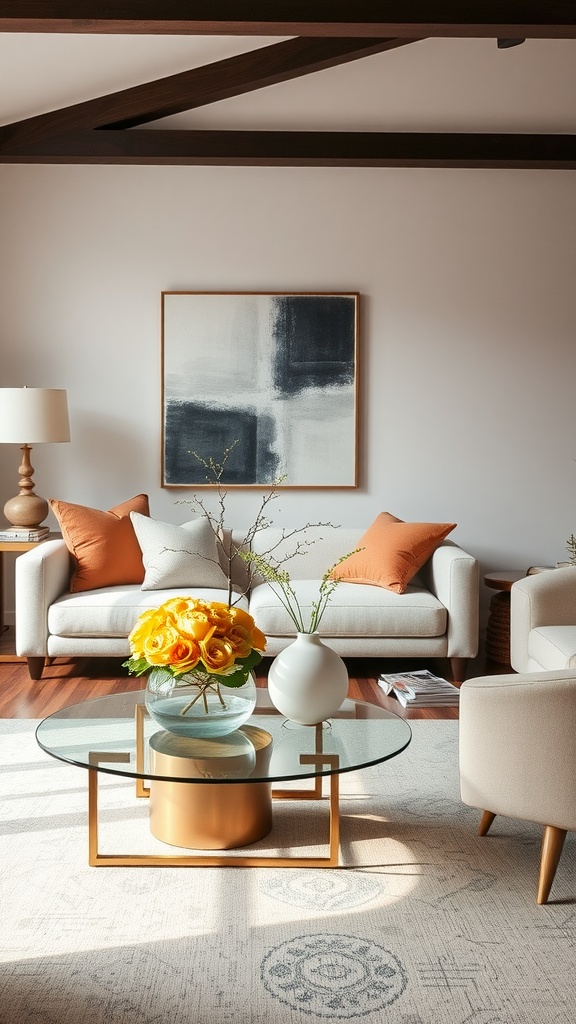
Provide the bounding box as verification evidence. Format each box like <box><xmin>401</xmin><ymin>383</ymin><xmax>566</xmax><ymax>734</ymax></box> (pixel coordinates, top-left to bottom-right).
<box><xmin>331</xmin><ymin>512</ymin><xmax>456</xmax><ymax>594</ymax></box>
<box><xmin>50</xmin><ymin>494</ymin><xmax>150</xmax><ymax>593</ymax></box>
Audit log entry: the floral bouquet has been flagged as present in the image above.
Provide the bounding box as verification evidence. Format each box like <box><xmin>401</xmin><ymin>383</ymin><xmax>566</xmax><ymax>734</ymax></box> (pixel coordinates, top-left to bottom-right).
<box><xmin>124</xmin><ymin>598</ymin><xmax>267</xmax><ymax>718</ymax></box>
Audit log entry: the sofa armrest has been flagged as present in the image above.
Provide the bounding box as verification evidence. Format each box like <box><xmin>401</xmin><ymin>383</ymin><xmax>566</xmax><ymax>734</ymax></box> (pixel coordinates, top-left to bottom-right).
<box><xmin>15</xmin><ymin>539</ymin><xmax>71</xmax><ymax>656</ymax></box>
<box><xmin>510</xmin><ymin>566</ymin><xmax>576</xmax><ymax>672</ymax></box>
<box><xmin>418</xmin><ymin>541</ymin><xmax>479</xmax><ymax>658</ymax></box>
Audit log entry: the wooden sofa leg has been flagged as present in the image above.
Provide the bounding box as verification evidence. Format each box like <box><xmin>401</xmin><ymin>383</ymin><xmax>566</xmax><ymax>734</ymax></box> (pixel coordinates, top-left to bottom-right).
<box><xmin>450</xmin><ymin>657</ymin><xmax>468</xmax><ymax>683</ymax></box>
<box><xmin>27</xmin><ymin>657</ymin><xmax>46</xmax><ymax>681</ymax></box>
<box><xmin>537</xmin><ymin>825</ymin><xmax>567</xmax><ymax>905</ymax></box>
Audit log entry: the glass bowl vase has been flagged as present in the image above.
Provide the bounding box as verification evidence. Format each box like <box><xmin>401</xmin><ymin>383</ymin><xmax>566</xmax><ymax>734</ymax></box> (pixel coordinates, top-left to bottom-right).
<box><xmin>145</xmin><ymin>666</ymin><xmax>257</xmax><ymax>739</ymax></box>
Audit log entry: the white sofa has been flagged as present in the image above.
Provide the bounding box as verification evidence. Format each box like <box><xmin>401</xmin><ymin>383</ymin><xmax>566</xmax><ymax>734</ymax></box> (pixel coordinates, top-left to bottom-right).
<box><xmin>510</xmin><ymin>565</ymin><xmax>576</xmax><ymax>672</ymax></box>
<box><xmin>15</xmin><ymin>526</ymin><xmax>479</xmax><ymax>682</ymax></box>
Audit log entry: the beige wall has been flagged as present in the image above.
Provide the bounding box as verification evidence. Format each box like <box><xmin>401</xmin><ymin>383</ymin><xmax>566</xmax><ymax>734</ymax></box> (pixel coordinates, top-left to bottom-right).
<box><xmin>1</xmin><ymin>162</ymin><xmax>575</xmax><ymax>624</ymax></box>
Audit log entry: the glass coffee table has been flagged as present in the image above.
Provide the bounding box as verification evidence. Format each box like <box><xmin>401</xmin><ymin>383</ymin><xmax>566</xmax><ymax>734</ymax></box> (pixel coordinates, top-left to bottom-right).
<box><xmin>36</xmin><ymin>688</ymin><xmax>411</xmax><ymax>869</ymax></box>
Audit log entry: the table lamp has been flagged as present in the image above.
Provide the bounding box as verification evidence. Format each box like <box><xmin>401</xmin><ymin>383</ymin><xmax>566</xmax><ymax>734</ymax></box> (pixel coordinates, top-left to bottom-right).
<box><xmin>0</xmin><ymin>387</ymin><xmax>70</xmax><ymax>530</ymax></box>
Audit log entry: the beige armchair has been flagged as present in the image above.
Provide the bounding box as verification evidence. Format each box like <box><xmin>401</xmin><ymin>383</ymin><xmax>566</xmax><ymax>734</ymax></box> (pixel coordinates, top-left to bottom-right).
<box><xmin>510</xmin><ymin>565</ymin><xmax>576</xmax><ymax>672</ymax></box>
<box><xmin>459</xmin><ymin>669</ymin><xmax>576</xmax><ymax>904</ymax></box>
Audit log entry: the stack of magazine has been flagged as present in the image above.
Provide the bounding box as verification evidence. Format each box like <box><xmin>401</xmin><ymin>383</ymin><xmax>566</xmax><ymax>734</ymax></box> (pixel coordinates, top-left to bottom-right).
<box><xmin>378</xmin><ymin>669</ymin><xmax>460</xmax><ymax>708</ymax></box>
<box><xmin>0</xmin><ymin>526</ymin><xmax>50</xmax><ymax>542</ymax></box>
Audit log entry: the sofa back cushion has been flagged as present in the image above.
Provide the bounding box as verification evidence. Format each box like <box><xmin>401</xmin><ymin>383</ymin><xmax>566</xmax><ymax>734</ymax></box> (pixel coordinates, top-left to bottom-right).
<box><xmin>249</xmin><ymin>526</ymin><xmax>365</xmax><ymax>581</ymax></box>
<box><xmin>50</xmin><ymin>494</ymin><xmax>150</xmax><ymax>593</ymax></box>
<box><xmin>330</xmin><ymin>512</ymin><xmax>456</xmax><ymax>594</ymax></box>
<box><xmin>130</xmin><ymin>512</ymin><xmax>229</xmax><ymax>591</ymax></box>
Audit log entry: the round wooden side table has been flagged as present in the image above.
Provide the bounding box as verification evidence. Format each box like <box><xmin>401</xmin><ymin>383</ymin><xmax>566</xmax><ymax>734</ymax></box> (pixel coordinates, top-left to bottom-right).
<box><xmin>484</xmin><ymin>570</ymin><xmax>527</xmax><ymax>665</ymax></box>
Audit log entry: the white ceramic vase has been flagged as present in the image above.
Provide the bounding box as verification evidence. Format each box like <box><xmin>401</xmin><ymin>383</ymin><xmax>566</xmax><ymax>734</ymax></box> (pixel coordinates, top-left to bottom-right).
<box><xmin>267</xmin><ymin>632</ymin><xmax>349</xmax><ymax>725</ymax></box>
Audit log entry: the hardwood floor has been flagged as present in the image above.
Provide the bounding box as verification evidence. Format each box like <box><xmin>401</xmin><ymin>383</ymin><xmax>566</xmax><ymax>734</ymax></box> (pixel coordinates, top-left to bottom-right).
<box><xmin>0</xmin><ymin>648</ymin><xmax>502</xmax><ymax>719</ymax></box>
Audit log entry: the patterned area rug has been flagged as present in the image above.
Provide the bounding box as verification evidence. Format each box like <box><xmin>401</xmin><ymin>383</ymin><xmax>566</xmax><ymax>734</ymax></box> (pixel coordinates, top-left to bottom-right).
<box><xmin>1</xmin><ymin>719</ymin><xmax>574</xmax><ymax>1024</ymax></box>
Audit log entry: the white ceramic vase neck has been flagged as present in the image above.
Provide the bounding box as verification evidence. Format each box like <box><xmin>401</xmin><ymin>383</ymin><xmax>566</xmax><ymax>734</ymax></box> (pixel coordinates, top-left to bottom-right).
<box><xmin>267</xmin><ymin>631</ymin><xmax>349</xmax><ymax>726</ymax></box>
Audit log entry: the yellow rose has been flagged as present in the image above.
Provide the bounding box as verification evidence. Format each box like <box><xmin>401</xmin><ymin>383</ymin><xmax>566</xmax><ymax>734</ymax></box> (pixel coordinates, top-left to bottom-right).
<box><xmin>141</xmin><ymin>623</ymin><xmax>184</xmax><ymax>666</ymax></box>
<box><xmin>228</xmin><ymin>607</ymin><xmax>266</xmax><ymax>650</ymax></box>
<box><xmin>228</xmin><ymin>607</ymin><xmax>255</xmax><ymax>631</ymax></box>
<box><xmin>161</xmin><ymin>596</ymin><xmax>196</xmax><ymax>617</ymax></box>
<box><xmin>199</xmin><ymin>636</ymin><xmax>236</xmax><ymax>674</ymax></box>
<box><xmin>175</xmin><ymin>608</ymin><xmax>216</xmax><ymax>643</ymax></box>
<box><xmin>225</xmin><ymin>624</ymin><xmax>252</xmax><ymax>658</ymax></box>
<box><xmin>169</xmin><ymin>638</ymin><xmax>201</xmax><ymax>673</ymax></box>
<box><xmin>207</xmin><ymin>602</ymin><xmax>235</xmax><ymax>634</ymax></box>
<box><xmin>250</xmin><ymin>625</ymin><xmax>267</xmax><ymax>653</ymax></box>
<box><xmin>128</xmin><ymin>607</ymin><xmax>168</xmax><ymax>658</ymax></box>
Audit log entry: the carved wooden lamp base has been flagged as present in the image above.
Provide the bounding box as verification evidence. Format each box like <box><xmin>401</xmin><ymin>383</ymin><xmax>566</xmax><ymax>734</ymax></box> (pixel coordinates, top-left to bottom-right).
<box><xmin>3</xmin><ymin>444</ymin><xmax>49</xmax><ymax>529</ymax></box>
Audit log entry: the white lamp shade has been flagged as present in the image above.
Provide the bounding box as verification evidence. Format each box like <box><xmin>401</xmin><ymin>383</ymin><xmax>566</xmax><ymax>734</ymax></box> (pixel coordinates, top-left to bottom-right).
<box><xmin>0</xmin><ymin>388</ymin><xmax>70</xmax><ymax>444</ymax></box>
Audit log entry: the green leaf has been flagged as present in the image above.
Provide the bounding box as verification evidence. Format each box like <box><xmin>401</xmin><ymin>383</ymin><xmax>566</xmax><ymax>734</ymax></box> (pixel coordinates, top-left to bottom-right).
<box><xmin>122</xmin><ymin>656</ymin><xmax>152</xmax><ymax>677</ymax></box>
<box><xmin>219</xmin><ymin>648</ymin><xmax>263</xmax><ymax>688</ymax></box>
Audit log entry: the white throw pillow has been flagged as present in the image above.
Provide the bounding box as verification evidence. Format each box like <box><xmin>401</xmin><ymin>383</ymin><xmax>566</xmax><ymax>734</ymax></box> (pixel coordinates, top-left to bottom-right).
<box><xmin>130</xmin><ymin>512</ymin><xmax>229</xmax><ymax>591</ymax></box>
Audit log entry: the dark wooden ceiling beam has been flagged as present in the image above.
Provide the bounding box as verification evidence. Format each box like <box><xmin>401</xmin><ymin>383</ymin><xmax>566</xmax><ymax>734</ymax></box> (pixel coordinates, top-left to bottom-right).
<box><xmin>0</xmin><ymin>37</ymin><xmax>421</xmax><ymax>149</ymax></box>
<box><xmin>1</xmin><ymin>2</ymin><xmax>575</xmax><ymax>38</ymax></box>
<box><xmin>2</xmin><ymin>130</ymin><xmax>574</xmax><ymax>169</ymax></box>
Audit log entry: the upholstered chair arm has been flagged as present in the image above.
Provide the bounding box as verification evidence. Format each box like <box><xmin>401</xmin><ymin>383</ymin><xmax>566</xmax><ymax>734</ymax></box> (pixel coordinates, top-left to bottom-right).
<box><xmin>510</xmin><ymin>566</ymin><xmax>576</xmax><ymax>672</ymax></box>
<box><xmin>418</xmin><ymin>541</ymin><xmax>479</xmax><ymax>658</ymax></box>
<box><xmin>459</xmin><ymin>669</ymin><xmax>576</xmax><ymax>831</ymax></box>
<box><xmin>15</xmin><ymin>539</ymin><xmax>71</xmax><ymax>656</ymax></box>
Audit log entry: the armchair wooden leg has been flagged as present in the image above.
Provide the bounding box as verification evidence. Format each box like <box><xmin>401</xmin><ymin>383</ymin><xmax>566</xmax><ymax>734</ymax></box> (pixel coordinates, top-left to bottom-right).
<box><xmin>27</xmin><ymin>657</ymin><xmax>45</xmax><ymax>680</ymax></box>
<box><xmin>537</xmin><ymin>825</ymin><xmax>567</xmax><ymax>905</ymax></box>
<box><xmin>478</xmin><ymin>810</ymin><xmax>496</xmax><ymax>836</ymax></box>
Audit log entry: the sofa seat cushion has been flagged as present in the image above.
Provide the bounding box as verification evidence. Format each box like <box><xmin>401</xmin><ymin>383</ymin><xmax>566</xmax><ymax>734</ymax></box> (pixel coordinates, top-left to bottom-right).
<box><xmin>249</xmin><ymin>580</ymin><xmax>447</xmax><ymax>638</ymax></box>
<box><xmin>528</xmin><ymin>626</ymin><xmax>576</xmax><ymax>670</ymax></box>
<box><xmin>48</xmin><ymin>586</ymin><xmax>248</xmax><ymax>639</ymax></box>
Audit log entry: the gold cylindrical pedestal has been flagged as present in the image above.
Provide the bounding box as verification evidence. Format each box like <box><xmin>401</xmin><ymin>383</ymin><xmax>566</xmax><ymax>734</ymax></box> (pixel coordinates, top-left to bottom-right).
<box><xmin>148</xmin><ymin>725</ymin><xmax>273</xmax><ymax>850</ymax></box>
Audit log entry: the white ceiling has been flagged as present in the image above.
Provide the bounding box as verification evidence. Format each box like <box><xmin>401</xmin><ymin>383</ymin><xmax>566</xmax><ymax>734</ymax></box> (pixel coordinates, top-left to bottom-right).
<box><xmin>1</xmin><ymin>34</ymin><xmax>575</xmax><ymax>133</ymax></box>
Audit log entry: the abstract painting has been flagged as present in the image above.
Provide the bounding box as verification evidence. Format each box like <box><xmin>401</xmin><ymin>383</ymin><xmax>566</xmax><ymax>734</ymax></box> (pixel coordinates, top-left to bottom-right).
<box><xmin>161</xmin><ymin>291</ymin><xmax>359</xmax><ymax>488</ymax></box>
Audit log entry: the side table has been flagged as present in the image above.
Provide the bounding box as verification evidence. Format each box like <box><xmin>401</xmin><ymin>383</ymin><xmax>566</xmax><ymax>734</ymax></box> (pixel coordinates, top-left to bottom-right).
<box><xmin>483</xmin><ymin>570</ymin><xmax>527</xmax><ymax>665</ymax></box>
<box><xmin>0</xmin><ymin>534</ymin><xmax>60</xmax><ymax>663</ymax></box>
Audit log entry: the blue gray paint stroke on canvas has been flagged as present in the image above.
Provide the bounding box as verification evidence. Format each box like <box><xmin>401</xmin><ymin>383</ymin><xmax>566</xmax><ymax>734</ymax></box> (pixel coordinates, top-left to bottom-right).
<box><xmin>162</xmin><ymin>292</ymin><xmax>358</xmax><ymax>487</ymax></box>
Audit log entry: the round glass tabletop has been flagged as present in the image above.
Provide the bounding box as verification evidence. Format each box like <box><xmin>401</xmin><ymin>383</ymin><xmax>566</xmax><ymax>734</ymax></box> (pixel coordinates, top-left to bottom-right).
<box><xmin>36</xmin><ymin>688</ymin><xmax>412</xmax><ymax>785</ymax></box>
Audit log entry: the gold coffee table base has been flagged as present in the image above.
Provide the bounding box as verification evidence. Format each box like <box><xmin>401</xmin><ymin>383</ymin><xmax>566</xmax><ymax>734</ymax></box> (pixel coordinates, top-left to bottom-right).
<box><xmin>87</xmin><ymin>707</ymin><xmax>341</xmax><ymax>868</ymax></box>
<box><xmin>148</xmin><ymin>724</ymin><xmax>276</xmax><ymax>849</ymax></box>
